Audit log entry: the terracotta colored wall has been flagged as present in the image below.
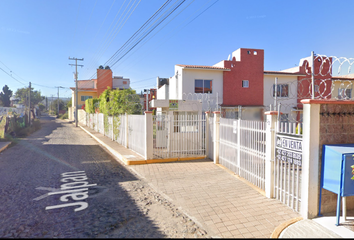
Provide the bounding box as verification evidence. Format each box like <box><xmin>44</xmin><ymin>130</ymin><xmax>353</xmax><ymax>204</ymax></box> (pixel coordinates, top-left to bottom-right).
<box><xmin>97</xmin><ymin>69</ymin><xmax>113</xmax><ymax>96</ymax></box>
<box><xmin>222</xmin><ymin>49</ymin><xmax>264</xmax><ymax>106</ymax></box>
<box><xmin>319</xmin><ymin>103</ymin><xmax>354</xmax><ymax>214</ymax></box>
<box><xmin>297</xmin><ymin>57</ymin><xmax>333</xmax><ymax>108</ymax></box>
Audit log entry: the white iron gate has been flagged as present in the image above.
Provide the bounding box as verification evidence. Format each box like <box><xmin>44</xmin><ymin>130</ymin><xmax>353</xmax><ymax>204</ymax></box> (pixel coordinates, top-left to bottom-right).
<box><xmin>219</xmin><ymin>118</ymin><xmax>266</xmax><ymax>190</ymax></box>
<box><xmin>153</xmin><ymin>114</ymin><xmax>206</xmax><ymax>159</ymax></box>
<box><xmin>274</xmin><ymin>121</ymin><xmax>303</xmax><ymax>212</ymax></box>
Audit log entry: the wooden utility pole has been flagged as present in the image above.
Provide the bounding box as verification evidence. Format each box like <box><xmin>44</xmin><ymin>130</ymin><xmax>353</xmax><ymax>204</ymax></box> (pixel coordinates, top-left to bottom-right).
<box><xmin>28</xmin><ymin>82</ymin><xmax>31</xmax><ymax>126</ymax></box>
<box><xmin>69</xmin><ymin>57</ymin><xmax>84</xmax><ymax>127</ymax></box>
<box><xmin>55</xmin><ymin>86</ymin><xmax>65</xmax><ymax>117</ymax></box>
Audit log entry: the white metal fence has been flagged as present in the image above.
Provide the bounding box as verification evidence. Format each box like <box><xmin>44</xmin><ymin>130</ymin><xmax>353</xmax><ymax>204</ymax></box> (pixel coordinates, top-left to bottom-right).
<box><xmin>84</xmin><ymin>112</ymin><xmax>146</xmax><ymax>158</ymax></box>
<box><xmin>219</xmin><ymin>118</ymin><xmax>266</xmax><ymax>190</ymax></box>
<box><xmin>128</xmin><ymin>115</ymin><xmax>146</xmax><ymax>157</ymax></box>
<box><xmin>207</xmin><ymin>116</ymin><xmax>214</xmax><ymax>160</ymax></box>
<box><xmin>115</xmin><ymin>115</ymin><xmax>126</xmax><ymax>146</ymax></box>
<box><xmin>274</xmin><ymin>121</ymin><xmax>303</xmax><ymax>212</ymax></box>
<box><xmin>153</xmin><ymin>114</ymin><xmax>206</xmax><ymax>159</ymax></box>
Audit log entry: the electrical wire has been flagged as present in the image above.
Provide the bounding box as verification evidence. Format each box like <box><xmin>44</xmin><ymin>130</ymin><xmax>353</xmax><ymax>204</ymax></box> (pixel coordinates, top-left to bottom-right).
<box><xmin>86</xmin><ymin>0</ymin><xmax>182</xmax><ymax>81</ymax></box>
<box><xmin>113</xmin><ymin>0</ymin><xmax>219</xmax><ymax>74</ymax></box>
<box><xmin>108</xmin><ymin>0</ymin><xmax>187</xmax><ymax>69</ymax></box>
<box><xmin>105</xmin><ymin>0</ymin><xmax>184</xmax><ymax>68</ymax></box>
<box><xmin>85</xmin><ymin>0</ymin><xmax>117</xmax><ymax>68</ymax></box>
<box><xmin>84</xmin><ymin>0</ymin><xmax>133</xmax><ymax>74</ymax></box>
<box><xmin>0</xmin><ymin>66</ymin><xmax>27</xmax><ymax>87</ymax></box>
<box><xmin>104</xmin><ymin>0</ymin><xmax>172</xmax><ymax>66</ymax></box>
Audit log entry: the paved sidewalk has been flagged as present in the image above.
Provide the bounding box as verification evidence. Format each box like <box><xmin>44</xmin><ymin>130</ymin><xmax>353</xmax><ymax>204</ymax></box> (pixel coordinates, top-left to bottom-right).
<box><xmin>77</xmin><ymin>121</ymin><xmax>354</xmax><ymax>238</ymax></box>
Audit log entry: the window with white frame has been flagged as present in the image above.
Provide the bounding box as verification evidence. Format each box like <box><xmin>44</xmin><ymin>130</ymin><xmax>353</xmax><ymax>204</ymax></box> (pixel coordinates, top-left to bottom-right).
<box><xmin>81</xmin><ymin>96</ymin><xmax>93</xmax><ymax>101</ymax></box>
<box><xmin>273</xmin><ymin>84</ymin><xmax>289</xmax><ymax>97</ymax></box>
<box><xmin>242</xmin><ymin>80</ymin><xmax>249</xmax><ymax>88</ymax></box>
<box><xmin>195</xmin><ymin>79</ymin><xmax>212</xmax><ymax>93</ymax></box>
<box><xmin>338</xmin><ymin>88</ymin><xmax>352</xmax><ymax>99</ymax></box>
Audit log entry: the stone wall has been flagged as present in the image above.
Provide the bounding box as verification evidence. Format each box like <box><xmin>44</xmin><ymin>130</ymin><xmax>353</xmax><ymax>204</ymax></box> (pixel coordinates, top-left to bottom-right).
<box><xmin>319</xmin><ymin>103</ymin><xmax>354</xmax><ymax>214</ymax></box>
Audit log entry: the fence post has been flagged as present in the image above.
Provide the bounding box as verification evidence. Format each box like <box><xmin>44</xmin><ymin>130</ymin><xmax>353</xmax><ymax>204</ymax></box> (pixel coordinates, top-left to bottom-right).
<box><xmin>300</xmin><ymin>100</ymin><xmax>321</xmax><ymax>219</ymax></box>
<box><xmin>168</xmin><ymin>111</ymin><xmax>173</xmax><ymax>158</ymax></box>
<box><xmin>125</xmin><ymin>113</ymin><xmax>129</xmax><ymax>148</ymax></box>
<box><xmin>213</xmin><ymin>111</ymin><xmax>220</xmax><ymax>164</ymax></box>
<box><xmin>237</xmin><ymin>118</ymin><xmax>241</xmax><ymax>175</ymax></box>
<box><xmin>205</xmin><ymin>111</ymin><xmax>210</xmax><ymax>158</ymax></box>
<box><xmin>144</xmin><ymin>111</ymin><xmax>153</xmax><ymax>160</ymax></box>
<box><xmin>264</xmin><ymin>111</ymin><xmax>278</xmax><ymax>198</ymax></box>
<box><xmin>111</xmin><ymin>116</ymin><xmax>114</xmax><ymax>141</ymax></box>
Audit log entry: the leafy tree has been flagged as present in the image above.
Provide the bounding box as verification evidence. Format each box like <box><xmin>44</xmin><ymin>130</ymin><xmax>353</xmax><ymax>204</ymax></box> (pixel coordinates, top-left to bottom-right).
<box><xmin>0</xmin><ymin>85</ymin><xmax>13</xmax><ymax>107</ymax></box>
<box><xmin>38</xmin><ymin>103</ymin><xmax>45</xmax><ymax>112</ymax></box>
<box><xmin>50</xmin><ymin>99</ymin><xmax>65</xmax><ymax>114</ymax></box>
<box><xmin>99</xmin><ymin>87</ymin><xmax>142</xmax><ymax>116</ymax></box>
<box><xmin>66</xmin><ymin>97</ymin><xmax>72</xmax><ymax>109</ymax></box>
<box><xmin>15</xmin><ymin>87</ymin><xmax>44</xmax><ymax>107</ymax></box>
<box><xmin>85</xmin><ymin>98</ymin><xmax>99</xmax><ymax>114</ymax></box>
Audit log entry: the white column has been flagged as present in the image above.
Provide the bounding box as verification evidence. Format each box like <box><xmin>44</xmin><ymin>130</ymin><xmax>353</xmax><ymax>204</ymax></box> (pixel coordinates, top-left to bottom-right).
<box><xmin>264</xmin><ymin>111</ymin><xmax>278</xmax><ymax>198</ymax></box>
<box><xmin>168</xmin><ymin>111</ymin><xmax>173</xmax><ymax>158</ymax></box>
<box><xmin>125</xmin><ymin>113</ymin><xmax>129</xmax><ymax>148</ymax></box>
<box><xmin>301</xmin><ymin>102</ymin><xmax>320</xmax><ymax>219</ymax></box>
<box><xmin>144</xmin><ymin>111</ymin><xmax>153</xmax><ymax>160</ymax></box>
<box><xmin>237</xmin><ymin>118</ymin><xmax>241</xmax><ymax>175</ymax></box>
<box><xmin>213</xmin><ymin>111</ymin><xmax>220</xmax><ymax>164</ymax></box>
<box><xmin>205</xmin><ymin>111</ymin><xmax>210</xmax><ymax>158</ymax></box>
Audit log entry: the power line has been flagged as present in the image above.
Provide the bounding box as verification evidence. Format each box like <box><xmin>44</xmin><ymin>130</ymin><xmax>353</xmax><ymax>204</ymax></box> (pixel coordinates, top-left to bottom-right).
<box><xmin>85</xmin><ymin>0</ymin><xmax>117</xmax><ymax>63</ymax></box>
<box><xmin>86</xmin><ymin>0</ymin><xmax>184</xmax><ymax>81</ymax></box>
<box><xmin>85</xmin><ymin>0</ymin><xmax>136</xmax><ymax>74</ymax></box>
<box><xmin>0</xmin><ymin>66</ymin><xmax>27</xmax><ymax>87</ymax></box>
<box><xmin>108</xmin><ymin>0</ymin><xmax>187</xmax><ymax>69</ymax></box>
<box><xmin>113</xmin><ymin>0</ymin><xmax>218</xmax><ymax>73</ymax></box>
<box><xmin>105</xmin><ymin>0</ymin><xmax>184</xmax><ymax>68</ymax></box>
<box><xmin>104</xmin><ymin>0</ymin><xmax>172</xmax><ymax>66</ymax></box>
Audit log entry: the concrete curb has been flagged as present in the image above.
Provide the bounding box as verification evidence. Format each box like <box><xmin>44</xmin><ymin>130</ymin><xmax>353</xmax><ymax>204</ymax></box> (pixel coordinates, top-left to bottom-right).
<box><xmin>0</xmin><ymin>142</ymin><xmax>11</xmax><ymax>153</ymax></box>
<box><xmin>270</xmin><ymin>217</ymin><xmax>303</xmax><ymax>238</ymax></box>
<box><xmin>78</xmin><ymin>125</ymin><xmax>207</xmax><ymax>165</ymax></box>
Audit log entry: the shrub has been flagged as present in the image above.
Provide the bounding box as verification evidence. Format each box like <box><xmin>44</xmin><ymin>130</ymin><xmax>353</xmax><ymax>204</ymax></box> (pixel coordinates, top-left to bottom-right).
<box><xmin>85</xmin><ymin>98</ymin><xmax>99</xmax><ymax>114</ymax></box>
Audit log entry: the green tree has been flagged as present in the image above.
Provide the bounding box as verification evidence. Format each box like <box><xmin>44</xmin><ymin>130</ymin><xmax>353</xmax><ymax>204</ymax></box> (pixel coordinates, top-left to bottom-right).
<box><xmin>0</xmin><ymin>85</ymin><xmax>13</xmax><ymax>107</ymax></box>
<box><xmin>99</xmin><ymin>87</ymin><xmax>142</xmax><ymax>116</ymax></box>
<box><xmin>38</xmin><ymin>103</ymin><xmax>45</xmax><ymax>112</ymax></box>
<box><xmin>66</xmin><ymin>97</ymin><xmax>72</xmax><ymax>109</ymax></box>
<box><xmin>15</xmin><ymin>87</ymin><xmax>44</xmax><ymax>107</ymax></box>
<box><xmin>50</xmin><ymin>99</ymin><xmax>65</xmax><ymax>114</ymax></box>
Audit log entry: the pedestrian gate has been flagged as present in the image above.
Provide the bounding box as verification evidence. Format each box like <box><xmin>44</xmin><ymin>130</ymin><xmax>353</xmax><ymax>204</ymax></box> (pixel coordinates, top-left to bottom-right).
<box><xmin>153</xmin><ymin>114</ymin><xmax>206</xmax><ymax>159</ymax></box>
<box><xmin>274</xmin><ymin>121</ymin><xmax>303</xmax><ymax>212</ymax></box>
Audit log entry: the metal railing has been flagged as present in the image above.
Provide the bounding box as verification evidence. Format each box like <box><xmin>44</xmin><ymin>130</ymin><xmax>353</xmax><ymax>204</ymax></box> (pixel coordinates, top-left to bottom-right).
<box><xmin>274</xmin><ymin>121</ymin><xmax>303</xmax><ymax>212</ymax></box>
<box><xmin>219</xmin><ymin>118</ymin><xmax>266</xmax><ymax>190</ymax></box>
<box><xmin>153</xmin><ymin>114</ymin><xmax>206</xmax><ymax>159</ymax></box>
<box><xmin>128</xmin><ymin>115</ymin><xmax>146</xmax><ymax>158</ymax></box>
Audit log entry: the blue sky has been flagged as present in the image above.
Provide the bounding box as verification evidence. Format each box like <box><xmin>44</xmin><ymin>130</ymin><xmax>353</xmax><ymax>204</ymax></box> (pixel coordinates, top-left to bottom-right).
<box><xmin>1</xmin><ymin>0</ymin><xmax>354</xmax><ymax>99</ymax></box>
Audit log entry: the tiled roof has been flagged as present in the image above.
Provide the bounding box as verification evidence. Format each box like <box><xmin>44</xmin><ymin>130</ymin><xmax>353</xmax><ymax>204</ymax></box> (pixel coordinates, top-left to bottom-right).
<box><xmin>78</xmin><ymin>79</ymin><xmax>96</xmax><ymax>89</ymax></box>
<box><xmin>264</xmin><ymin>71</ymin><xmax>306</xmax><ymax>76</ymax></box>
<box><xmin>332</xmin><ymin>73</ymin><xmax>354</xmax><ymax>80</ymax></box>
<box><xmin>220</xmin><ymin>104</ymin><xmax>265</xmax><ymax>108</ymax></box>
<box><xmin>176</xmin><ymin>64</ymin><xmax>230</xmax><ymax>71</ymax></box>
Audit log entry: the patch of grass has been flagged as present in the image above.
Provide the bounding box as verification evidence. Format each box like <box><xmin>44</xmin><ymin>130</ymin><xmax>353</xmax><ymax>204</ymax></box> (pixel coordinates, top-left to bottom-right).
<box><xmin>59</xmin><ymin>112</ymin><xmax>68</xmax><ymax>119</ymax></box>
<box><xmin>11</xmin><ymin>119</ymin><xmax>41</xmax><ymax>138</ymax></box>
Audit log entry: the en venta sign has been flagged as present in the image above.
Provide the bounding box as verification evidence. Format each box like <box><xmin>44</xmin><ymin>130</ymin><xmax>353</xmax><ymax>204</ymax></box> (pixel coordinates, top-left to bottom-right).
<box><xmin>275</xmin><ymin>135</ymin><xmax>302</xmax><ymax>166</ymax></box>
